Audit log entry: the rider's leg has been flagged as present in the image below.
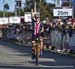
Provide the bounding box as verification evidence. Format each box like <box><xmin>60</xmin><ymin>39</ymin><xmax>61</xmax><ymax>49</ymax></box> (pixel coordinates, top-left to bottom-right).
<box><xmin>32</xmin><ymin>40</ymin><xmax>36</xmax><ymax>59</ymax></box>
<box><xmin>39</xmin><ymin>36</ymin><xmax>43</xmax><ymax>50</ymax></box>
<box><xmin>39</xmin><ymin>36</ymin><xmax>43</xmax><ymax>55</ymax></box>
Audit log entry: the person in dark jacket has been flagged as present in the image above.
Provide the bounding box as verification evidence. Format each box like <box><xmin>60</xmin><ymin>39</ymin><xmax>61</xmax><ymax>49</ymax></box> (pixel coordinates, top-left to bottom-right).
<box><xmin>31</xmin><ymin>10</ymin><xmax>44</xmax><ymax>59</ymax></box>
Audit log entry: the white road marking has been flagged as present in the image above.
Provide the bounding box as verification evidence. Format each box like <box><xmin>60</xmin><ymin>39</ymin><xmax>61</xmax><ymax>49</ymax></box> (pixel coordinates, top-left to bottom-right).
<box><xmin>28</xmin><ymin>65</ymin><xmax>74</xmax><ymax>68</ymax></box>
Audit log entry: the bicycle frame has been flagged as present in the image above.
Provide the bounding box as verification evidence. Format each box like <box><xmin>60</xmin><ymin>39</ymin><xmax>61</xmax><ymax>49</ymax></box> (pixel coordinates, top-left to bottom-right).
<box><xmin>35</xmin><ymin>37</ymin><xmax>40</xmax><ymax>66</ymax></box>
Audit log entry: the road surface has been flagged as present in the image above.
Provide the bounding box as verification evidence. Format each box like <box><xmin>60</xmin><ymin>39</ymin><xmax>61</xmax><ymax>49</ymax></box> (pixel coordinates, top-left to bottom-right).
<box><xmin>0</xmin><ymin>39</ymin><xmax>75</xmax><ymax>69</ymax></box>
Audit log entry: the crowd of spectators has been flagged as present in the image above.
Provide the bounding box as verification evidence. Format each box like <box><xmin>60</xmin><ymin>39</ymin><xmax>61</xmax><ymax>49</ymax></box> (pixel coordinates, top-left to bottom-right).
<box><xmin>1</xmin><ymin>17</ymin><xmax>75</xmax><ymax>54</ymax></box>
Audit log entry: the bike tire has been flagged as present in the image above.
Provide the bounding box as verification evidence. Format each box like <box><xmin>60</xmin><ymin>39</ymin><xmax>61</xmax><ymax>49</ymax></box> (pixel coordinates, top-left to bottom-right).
<box><xmin>36</xmin><ymin>45</ymin><xmax>39</xmax><ymax>66</ymax></box>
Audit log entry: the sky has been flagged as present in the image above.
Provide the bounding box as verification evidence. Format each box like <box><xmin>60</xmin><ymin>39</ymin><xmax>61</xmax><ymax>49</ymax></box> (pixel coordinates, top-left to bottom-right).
<box><xmin>0</xmin><ymin>0</ymin><xmax>55</xmax><ymax>12</ymax></box>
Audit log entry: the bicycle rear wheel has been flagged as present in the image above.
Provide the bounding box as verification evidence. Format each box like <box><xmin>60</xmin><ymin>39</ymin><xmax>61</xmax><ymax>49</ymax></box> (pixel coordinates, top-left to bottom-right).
<box><xmin>36</xmin><ymin>45</ymin><xmax>39</xmax><ymax>66</ymax></box>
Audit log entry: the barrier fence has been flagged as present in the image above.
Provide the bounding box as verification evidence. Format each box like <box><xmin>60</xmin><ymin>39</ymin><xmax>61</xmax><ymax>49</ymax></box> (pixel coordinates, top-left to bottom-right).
<box><xmin>0</xmin><ymin>24</ymin><xmax>75</xmax><ymax>54</ymax></box>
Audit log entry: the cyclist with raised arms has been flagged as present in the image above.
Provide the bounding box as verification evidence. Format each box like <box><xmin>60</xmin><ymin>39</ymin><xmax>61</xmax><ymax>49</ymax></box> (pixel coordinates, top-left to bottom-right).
<box><xmin>31</xmin><ymin>10</ymin><xmax>44</xmax><ymax>59</ymax></box>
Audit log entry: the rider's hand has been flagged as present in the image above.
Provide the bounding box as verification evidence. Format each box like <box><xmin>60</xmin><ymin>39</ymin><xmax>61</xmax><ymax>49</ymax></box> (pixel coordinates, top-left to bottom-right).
<box><xmin>31</xmin><ymin>9</ymin><xmax>36</xmax><ymax>17</ymax></box>
<box><xmin>41</xmin><ymin>27</ymin><xmax>44</xmax><ymax>33</ymax></box>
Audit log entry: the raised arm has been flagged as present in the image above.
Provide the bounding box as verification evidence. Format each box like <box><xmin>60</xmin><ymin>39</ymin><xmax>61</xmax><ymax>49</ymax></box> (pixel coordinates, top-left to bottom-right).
<box><xmin>31</xmin><ymin>9</ymin><xmax>36</xmax><ymax>22</ymax></box>
<box><xmin>31</xmin><ymin>9</ymin><xmax>36</xmax><ymax>18</ymax></box>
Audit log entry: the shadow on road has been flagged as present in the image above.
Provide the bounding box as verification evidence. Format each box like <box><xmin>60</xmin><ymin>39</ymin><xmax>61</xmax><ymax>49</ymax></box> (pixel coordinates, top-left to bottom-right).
<box><xmin>0</xmin><ymin>39</ymin><xmax>31</xmax><ymax>57</ymax></box>
<box><xmin>29</xmin><ymin>51</ymin><xmax>75</xmax><ymax>67</ymax></box>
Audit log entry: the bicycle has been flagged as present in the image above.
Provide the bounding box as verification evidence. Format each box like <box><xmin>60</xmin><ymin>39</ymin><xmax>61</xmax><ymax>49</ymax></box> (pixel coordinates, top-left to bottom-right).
<box><xmin>32</xmin><ymin>37</ymin><xmax>41</xmax><ymax>66</ymax></box>
<box><xmin>32</xmin><ymin>36</ymin><xmax>43</xmax><ymax>65</ymax></box>
<box><xmin>35</xmin><ymin>37</ymin><xmax>41</xmax><ymax>66</ymax></box>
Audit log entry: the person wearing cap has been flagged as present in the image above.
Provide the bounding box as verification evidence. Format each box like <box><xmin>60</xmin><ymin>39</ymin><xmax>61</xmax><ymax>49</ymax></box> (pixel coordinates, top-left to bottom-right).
<box><xmin>31</xmin><ymin>10</ymin><xmax>44</xmax><ymax>59</ymax></box>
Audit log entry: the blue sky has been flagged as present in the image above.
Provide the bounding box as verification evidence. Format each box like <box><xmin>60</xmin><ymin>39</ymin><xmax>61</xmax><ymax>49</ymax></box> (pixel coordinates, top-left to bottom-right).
<box><xmin>0</xmin><ymin>0</ymin><xmax>55</xmax><ymax>12</ymax></box>
<box><xmin>46</xmin><ymin>0</ymin><xmax>55</xmax><ymax>4</ymax></box>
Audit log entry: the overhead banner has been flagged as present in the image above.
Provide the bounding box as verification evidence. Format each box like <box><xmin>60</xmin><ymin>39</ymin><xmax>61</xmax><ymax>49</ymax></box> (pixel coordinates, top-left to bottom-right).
<box><xmin>9</xmin><ymin>17</ymin><xmax>20</xmax><ymax>24</ymax></box>
<box><xmin>53</xmin><ymin>8</ymin><xmax>72</xmax><ymax>16</ymax></box>
<box><xmin>0</xmin><ymin>18</ymin><xmax>8</xmax><ymax>24</ymax></box>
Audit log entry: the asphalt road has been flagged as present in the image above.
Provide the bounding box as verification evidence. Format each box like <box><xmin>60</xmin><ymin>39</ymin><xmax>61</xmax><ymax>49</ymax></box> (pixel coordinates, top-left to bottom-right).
<box><xmin>0</xmin><ymin>39</ymin><xmax>75</xmax><ymax>69</ymax></box>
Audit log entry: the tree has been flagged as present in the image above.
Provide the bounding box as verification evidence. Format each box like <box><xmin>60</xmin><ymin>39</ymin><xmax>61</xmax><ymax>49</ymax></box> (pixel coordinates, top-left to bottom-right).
<box><xmin>46</xmin><ymin>3</ymin><xmax>55</xmax><ymax>18</ymax></box>
<box><xmin>3</xmin><ymin>3</ymin><xmax>9</xmax><ymax>17</ymax></box>
<box><xmin>23</xmin><ymin>0</ymin><xmax>55</xmax><ymax>20</ymax></box>
<box><xmin>24</xmin><ymin>0</ymin><xmax>31</xmax><ymax>12</ymax></box>
<box><xmin>0</xmin><ymin>11</ymin><xmax>4</xmax><ymax>17</ymax></box>
<box><xmin>4</xmin><ymin>3</ymin><xmax>9</xmax><ymax>10</ymax></box>
<box><xmin>0</xmin><ymin>11</ymin><xmax>14</xmax><ymax>17</ymax></box>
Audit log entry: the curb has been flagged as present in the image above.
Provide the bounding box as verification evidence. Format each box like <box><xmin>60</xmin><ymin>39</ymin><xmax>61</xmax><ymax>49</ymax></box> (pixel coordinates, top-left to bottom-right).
<box><xmin>46</xmin><ymin>49</ymin><xmax>75</xmax><ymax>57</ymax></box>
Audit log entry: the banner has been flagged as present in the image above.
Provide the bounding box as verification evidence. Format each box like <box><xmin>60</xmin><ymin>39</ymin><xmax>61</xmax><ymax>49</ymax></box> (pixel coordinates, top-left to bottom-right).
<box><xmin>53</xmin><ymin>8</ymin><xmax>72</xmax><ymax>16</ymax></box>
<box><xmin>24</xmin><ymin>12</ymin><xmax>32</xmax><ymax>22</ymax></box>
<box><xmin>0</xmin><ymin>18</ymin><xmax>8</xmax><ymax>24</ymax></box>
<box><xmin>9</xmin><ymin>17</ymin><xmax>20</xmax><ymax>24</ymax></box>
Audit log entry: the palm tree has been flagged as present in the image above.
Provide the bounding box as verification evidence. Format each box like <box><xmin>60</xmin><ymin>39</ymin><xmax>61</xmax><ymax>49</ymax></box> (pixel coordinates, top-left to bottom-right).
<box><xmin>4</xmin><ymin>3</ymin><xmax>9</xmax><ymax>10</ymax></box>
<box><xmin>3</xmin><ymin>0</ymin><xmax>5</xmax><ymax>17</ymax></box>
<box><xmin>3</xmin><ymin>0</ymin><xmax>9</xmax><ymax>17</ymax></box>
<box><xmin>4</xmin><ymin>3</ymin><xmax>9</xmax><ymax>17</ymax></box>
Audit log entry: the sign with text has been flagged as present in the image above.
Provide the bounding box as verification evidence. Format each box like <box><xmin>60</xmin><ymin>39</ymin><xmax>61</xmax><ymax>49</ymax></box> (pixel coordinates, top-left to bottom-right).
<box><xmin>0</xmin><ymin>18</ymin><xmax>8</xmax><ymax>24</ymax></box>
<box><xmin>24</xmin><ymin>12</ymin><xmax>40</xmax><ymax>22</ymax></box>
<box><xmin>9</xmin><ymin>17</ymin><xmax>20</xmax><ymax>24</ymax></box>
<box><xmin>53</xmin><ymin>8</ymin><xmax>72</xmax><ymax>16</ymax></box>
<box><xmin>24</xmin><ymin>12</ymin><xmax>32</xmax><ymax>22</ymax></box>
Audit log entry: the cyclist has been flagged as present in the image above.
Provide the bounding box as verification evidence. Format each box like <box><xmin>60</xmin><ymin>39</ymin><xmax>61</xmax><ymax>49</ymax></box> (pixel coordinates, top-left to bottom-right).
<box><xmin>31</xmin><ymin>10</ymin><xmax>44</xmax><ymax>59</ymax></box>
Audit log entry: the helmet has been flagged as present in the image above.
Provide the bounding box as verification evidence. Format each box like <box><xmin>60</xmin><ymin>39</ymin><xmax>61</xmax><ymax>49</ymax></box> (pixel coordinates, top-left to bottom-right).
<box><xmin>34</xmin><ymin>14</ymin><xmax>40</xmax><ymax>18</ymax></box>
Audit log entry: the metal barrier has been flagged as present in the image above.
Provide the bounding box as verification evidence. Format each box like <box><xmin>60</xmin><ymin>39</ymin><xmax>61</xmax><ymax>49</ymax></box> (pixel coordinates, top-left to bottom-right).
<box><xmin>4</xmin><ymin>26</ymin><xmax>75</xmax><ymax>54</ymax></box>
<box><xmin>42</xmin><ymin>28</ymin><xmax>72</xmax><ymax>52</ymax></box>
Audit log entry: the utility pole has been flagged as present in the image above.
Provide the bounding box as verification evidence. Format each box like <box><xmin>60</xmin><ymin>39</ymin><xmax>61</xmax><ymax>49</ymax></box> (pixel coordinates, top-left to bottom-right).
<box><xmin>71</xmin><ymin>0</ymin><xmax>74</xmax><ymax>18</ymax></box>
<box><xmin>31</xmin><ymin>0</ymin><xmax>37</xmax><ymax>16</ymax></box>
<box><xmin>55</xmin><ymin>0</ymin><xmax>59</xmax><ymax>7</ymax></box>
<box><xmin>3</xmin><ymin>0</ymin><xmax>5</xmax><ymax>17</ymax></box>
<box><xmin>15</xmin><ymin>0</ymin><xmax>17</xmax><ymax>16</ymax></box>
<box><xmin>31</xmin><ymin>0</ymin><xmax>36</xmax><ymax>12</ymax></box>
<box><xmin>15</xmin><ymin>0</ymin><xmax>21</xmax><ymax>16</ymax></box>
<box><xmin>19</xmin><ymin>0</ymin><xmax>20</xmax><ymax>16</ymax></box>
<box><xmin>18</xmin><ymin>0</ymin><xmax>21</xmax><ymax>16</ymax></box>
<box><xmin>34</xmin><ymin>0</ymin><xmax>36</xmax><ymax>13</ymax></box>
<box><xmin>69</xmin><ymin>0</ymin><xmax>72</xmax><ymax>7</ymax></box>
